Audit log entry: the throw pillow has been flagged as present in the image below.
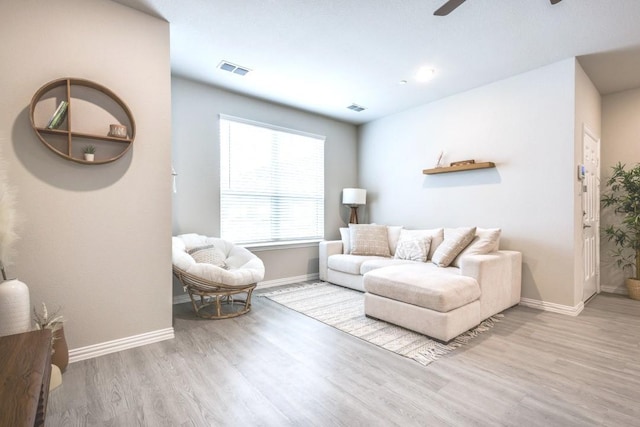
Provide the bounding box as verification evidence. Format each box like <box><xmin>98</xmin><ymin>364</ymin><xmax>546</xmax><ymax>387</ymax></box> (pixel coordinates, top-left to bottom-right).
<box><xmin>431</xmin><ymin>227</ymin><xmax>477</xmax><ymax>267</ymax></box>
<box><xmin>394</xmin><ymin>230</ymin><xmax>432</xmax><ymax>262</ymax></box>
<box><xmin>349</xmin><ymin>224</ymin><xmax>391</xmax><ymax>257</ymax></box>
<box><xmin>340</xmin><ymin>227</ymin><xmax>351</xmax><ymax>254</ymax></box>
<box><xmin>387</xmin><ymin>225</ymin><xmax>403</xmax><ymax>256</ymax></box>
<box><xmin>395</xmin><ymin>228</ymin><xmax>443</xmax><ymax>260</ymax></box>
<box><xmin>452</xmin><ymin>228</ymin><xmax>502</xmax><ymax>267</ymax></box>
<box><xmin>427</xmin><ymin>228</ymin><xmax>445</xmax><ymax>260</ymax></box>
<box><xmin>188</xmin><ymin>245</ymin><xmax>228</xmax><ymax>269</ymax></box>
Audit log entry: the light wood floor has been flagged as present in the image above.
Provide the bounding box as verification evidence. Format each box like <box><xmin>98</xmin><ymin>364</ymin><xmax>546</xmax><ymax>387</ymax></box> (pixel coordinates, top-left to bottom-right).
<box><xmin>47</xmin><ymin>290</ymin><xmax>640</xmax><ymax>426</ymax></box>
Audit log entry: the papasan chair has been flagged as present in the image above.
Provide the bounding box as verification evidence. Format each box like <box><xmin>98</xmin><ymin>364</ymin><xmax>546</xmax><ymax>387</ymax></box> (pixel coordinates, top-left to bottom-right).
<box><xmin>172</xmin><ymin>234</ymin><xmax>265</xmax><ymax>319</ymax></box>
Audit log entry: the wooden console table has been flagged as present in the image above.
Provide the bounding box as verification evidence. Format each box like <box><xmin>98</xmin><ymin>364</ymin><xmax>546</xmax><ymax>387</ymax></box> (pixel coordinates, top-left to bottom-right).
<box><xmin>0</xmin><ymin>329</ymin><xmax>53</xmax><ymax>427</ymax></box>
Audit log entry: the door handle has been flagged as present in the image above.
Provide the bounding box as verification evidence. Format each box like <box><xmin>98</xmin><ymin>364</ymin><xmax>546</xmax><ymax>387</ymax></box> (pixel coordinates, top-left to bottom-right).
<box><xmin>583</xmin><ymin>224</ymin><xmax>592</xmax><ymax>229</ymax></box>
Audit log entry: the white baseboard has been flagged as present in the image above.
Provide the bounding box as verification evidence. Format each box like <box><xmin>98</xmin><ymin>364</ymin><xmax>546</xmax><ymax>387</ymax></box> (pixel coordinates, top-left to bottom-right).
<box><xmin>257</xmin><ymin>273</ymin><xmax>319</xmax><ymax>289</ymax></box>
<box><xmin>172</xmin><ymin>273</ymin><xmax>320</xmax><ymax>305</ymax></box>
<box><xmin>69</xmin><ymin>327</ymin><xmax>174</xmax><ymax>363</ymax></box>
<box><xmin>519</xmin><ymin>297</ymin><xmax>584</xmax><ymax>316</ymax></box>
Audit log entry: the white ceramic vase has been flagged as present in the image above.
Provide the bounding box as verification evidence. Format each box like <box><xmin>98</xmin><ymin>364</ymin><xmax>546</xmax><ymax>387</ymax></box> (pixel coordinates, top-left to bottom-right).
<box><xmin>0</xmin><ymin>278</ymin><xmax>31</xmax><ymax>337</ymax></box>
<box><xmin>84</xmin><ymin>153</ymin><xmax>95</xmax><ymax>162</ymax></box>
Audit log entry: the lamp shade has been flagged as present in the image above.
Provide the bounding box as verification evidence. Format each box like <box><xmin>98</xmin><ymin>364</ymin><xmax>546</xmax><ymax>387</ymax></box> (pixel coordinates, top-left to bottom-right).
<box><xmin>342</xmin><ymin>188</ymin><xmax>366</xmax><ymax>205</ymax></box>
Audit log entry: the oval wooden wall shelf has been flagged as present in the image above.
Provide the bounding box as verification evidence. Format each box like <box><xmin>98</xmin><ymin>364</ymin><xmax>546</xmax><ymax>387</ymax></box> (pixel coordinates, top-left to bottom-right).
<box><xmin>29</xmin><ymin>78</ymin><xmax>136</xmax><ymax>165</ymax></box>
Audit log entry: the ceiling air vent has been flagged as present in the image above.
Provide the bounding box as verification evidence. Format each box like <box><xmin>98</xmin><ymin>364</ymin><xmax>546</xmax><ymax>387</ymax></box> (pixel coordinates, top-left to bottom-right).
<box><xmin>347</xmin><ymin>103</ymin><xmax>366</xmax><ymax>112</ymax></box>
<box><xmin>218</xmin><ymin>61</ymin><xmax>251</xmax><ymax>76</ymax></box>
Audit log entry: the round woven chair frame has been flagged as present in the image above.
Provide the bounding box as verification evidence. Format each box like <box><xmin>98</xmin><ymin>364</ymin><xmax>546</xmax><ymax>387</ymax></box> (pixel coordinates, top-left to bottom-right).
<box><xmin>173</xmin><ymin>266</ymin><xmax>257</xmax><ymax>319</ymax></box>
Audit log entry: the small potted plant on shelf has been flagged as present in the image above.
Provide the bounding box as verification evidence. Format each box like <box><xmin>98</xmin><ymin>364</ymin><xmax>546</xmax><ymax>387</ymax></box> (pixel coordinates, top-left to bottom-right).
<box><xmin>83</xmin><ymin>145</ymin><xmax>96</xmax><ymax>162</ymax></box>
<box><xmin>601</xmin><ymin>161</ymin><xmax>640</xmax><ymax>300</ymax></box>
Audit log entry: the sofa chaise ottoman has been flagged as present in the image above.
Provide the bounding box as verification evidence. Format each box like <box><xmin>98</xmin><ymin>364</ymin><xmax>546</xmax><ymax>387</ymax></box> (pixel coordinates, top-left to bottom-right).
<box><xmin>319</xmin><ymin>224</ymin><xmax>522</xmax><ymax>342</ymax></box>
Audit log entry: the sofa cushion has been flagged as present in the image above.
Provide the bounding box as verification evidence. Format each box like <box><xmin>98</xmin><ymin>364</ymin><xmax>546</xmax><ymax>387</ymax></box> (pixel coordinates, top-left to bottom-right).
<box><xmin>349</xmin><ymin>224</ymin><xmax>391</xmax><ymax>257</ymax></box>
<box><xmin>360</xmin><ymin>258</ymin><xmax>418</xmax><ymax>275</ymax></box>
<box><xmin>328</xmin><ymin>254</ymin><xmax>387</xmax><ymax>275</ymax></box>
<box><xmin>431</xmin><ymin>227</ymin><xmax>476</xmax><ymax>267</ymax></box>
<box><xmin>364</xmin><ymin>264</ymin><xmax>481</xmax><ymax>313</ymax></box>
<box><xmin>394</xmin><ymin>229</ymin><xmax>432</xmax><ymax>262</ymax></box>
<box><xmin>452</xmin><ymin>228</ymin><xmax>501</xmax><ymax>267</ymax></box>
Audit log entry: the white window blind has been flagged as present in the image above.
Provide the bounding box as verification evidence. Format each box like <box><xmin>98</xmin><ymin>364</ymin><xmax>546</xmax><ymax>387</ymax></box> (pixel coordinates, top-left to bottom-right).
<box><xmin>220</xmin><ymin>115</ymin><xmax>325</xmax><ymax>245</ymax></box>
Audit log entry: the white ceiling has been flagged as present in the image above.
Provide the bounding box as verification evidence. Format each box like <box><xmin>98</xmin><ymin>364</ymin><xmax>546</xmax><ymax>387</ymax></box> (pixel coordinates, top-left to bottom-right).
<box><xmin>111</xmin><ymin>0</ymin><xmax>640</xmax><ymax>125</ymax></box>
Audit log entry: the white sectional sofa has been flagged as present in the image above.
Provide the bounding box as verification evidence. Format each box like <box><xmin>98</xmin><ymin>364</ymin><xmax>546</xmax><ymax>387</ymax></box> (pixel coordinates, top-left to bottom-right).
<box><xmin>319</xmin><ymin>224</ymin><xmax>522</xmax><ymax>342</ymax></box>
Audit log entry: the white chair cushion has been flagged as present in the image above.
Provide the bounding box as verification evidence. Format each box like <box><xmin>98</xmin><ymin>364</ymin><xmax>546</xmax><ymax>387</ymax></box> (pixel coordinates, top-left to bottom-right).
<box><xmin>172</xmin><ymin>234</ymin><xmax>265</xmax><ymax>287</ymax></box>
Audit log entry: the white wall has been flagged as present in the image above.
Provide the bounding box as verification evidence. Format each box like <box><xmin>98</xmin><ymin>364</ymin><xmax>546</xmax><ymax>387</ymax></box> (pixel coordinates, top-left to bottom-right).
<box><xmin>359</xmin><ymin>59</ymin><xmax>580</xmax><ymax>308</ymax></box>
<box><xmin>600</xmin><ymin>87</ymin><xmax>640</xmax><ymax>294</ymax></box>
<box><xmin>0</xmin><ymin>0</ymin><xmax>172</xmax><ymax>350</ymax></box>
<box><xmin>171</xmin><ymin>76</ymin><xmax>358</xmax><ymax>288</ymax></box>
<box><xmin>573</xmin><ymin>61</ymin><xmax>602</xmax><ymax>306</ymax></box>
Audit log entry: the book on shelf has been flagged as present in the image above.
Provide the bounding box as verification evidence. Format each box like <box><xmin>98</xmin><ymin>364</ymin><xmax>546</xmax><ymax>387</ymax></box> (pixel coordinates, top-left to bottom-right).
<box><xmin>46</xmin><ymin>101</ymin><xmax>69</xmax><ymax>129</ymax></box>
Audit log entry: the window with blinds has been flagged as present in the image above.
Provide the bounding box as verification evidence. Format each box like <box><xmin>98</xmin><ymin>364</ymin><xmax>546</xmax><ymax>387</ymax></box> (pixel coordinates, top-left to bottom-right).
<box><xmin>219</xmin><ymin>115</ymin><xmax>325</xmax><ymax>245</ymax></box>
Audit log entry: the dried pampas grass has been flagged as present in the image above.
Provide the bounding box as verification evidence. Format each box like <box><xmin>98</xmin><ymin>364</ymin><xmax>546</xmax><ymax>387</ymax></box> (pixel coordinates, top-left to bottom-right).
<box><xmin>0</xmin><ymin>146</ymin><xmax>19</xmax><ymax>279</ymax></box>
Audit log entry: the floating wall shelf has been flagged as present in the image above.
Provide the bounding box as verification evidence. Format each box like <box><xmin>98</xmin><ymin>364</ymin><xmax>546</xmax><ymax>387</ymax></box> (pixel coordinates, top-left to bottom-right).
<box><xmin>423</xmin><ymin>161</ymin><xmax>496</xmax><ymax>175</ymax></box>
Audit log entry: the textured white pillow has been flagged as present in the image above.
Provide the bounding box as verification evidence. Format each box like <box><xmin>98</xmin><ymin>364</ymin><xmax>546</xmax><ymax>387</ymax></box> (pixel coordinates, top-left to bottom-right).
<box><xmin>452</xmin><ymin>228</ymin><xmax>502</xmax><ymax>267</ymax></box>
<box><xmin>431</xmin><ymin>227</ymin><xmax>476</xmax><ymax>267</ymax></box>
<box><xmin>394</xmin><ymin>230</ymin><xmax>432</xmax><ymax>262</ymax></box>
<box><xmin>398</xmin><ymin>228</ymin><xmax>443</xmax><ymax>260</ymax></box>
<box><xmin>340</xmin><ymin>227</ymin><xmax>351</xmax><ymax>254</ymax></box>
<box><xmin>188</xmin><ymin>245</ymin><xmax>228</xmax><ymax>269</ymax></box>
<box><xmin>349</xmin><ymin>224</ymin><xmax>391</xmax><ymax>257</ymax></box>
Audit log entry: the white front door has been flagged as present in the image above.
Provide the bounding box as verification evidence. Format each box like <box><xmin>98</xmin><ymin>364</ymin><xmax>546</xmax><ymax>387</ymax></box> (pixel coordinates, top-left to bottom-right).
<box><xmin>582</xmin><ymin>126</ymin><xmax>600</xmax><ymax>302</ymax></box>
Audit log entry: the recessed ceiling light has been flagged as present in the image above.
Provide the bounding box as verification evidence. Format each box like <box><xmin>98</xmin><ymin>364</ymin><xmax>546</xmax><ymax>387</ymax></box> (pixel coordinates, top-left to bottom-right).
<box><xmin>218</xmin><ymin>60</ymin><xmax>251</xmax><ymax>76</ymax></box>
<box><xmin>399</xmin><ymin>80</ymin><xmax>408</xmax><ymax>85</ymax></box>
<box><xmin>347</xmin><ymin>103</ymin><xmax>366</xmax><ymax>112</ymax></box>
<box><xmin>415</xmin><ymin>66</ymin><xmax>436</xmax><ymax>83</ymax></box>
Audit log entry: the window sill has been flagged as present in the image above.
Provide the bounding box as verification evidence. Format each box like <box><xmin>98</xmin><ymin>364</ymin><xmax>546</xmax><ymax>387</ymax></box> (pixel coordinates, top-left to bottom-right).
<box><xmin>241</xmin><ymin>239</ymin><xmax>323</xmax><ymax>252</ymax></box>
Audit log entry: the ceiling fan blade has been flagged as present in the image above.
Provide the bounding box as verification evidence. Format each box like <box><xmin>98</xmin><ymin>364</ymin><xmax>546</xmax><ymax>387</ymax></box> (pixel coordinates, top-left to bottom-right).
<box><xmin>550</xmin><ymin>0</ymin><xmax>562</xmax><ymax>4</ymax></box>
<box><xmin>434</xmin><ymin>0</ymin><xmax>467</xmax><ymax>16</ymax></box>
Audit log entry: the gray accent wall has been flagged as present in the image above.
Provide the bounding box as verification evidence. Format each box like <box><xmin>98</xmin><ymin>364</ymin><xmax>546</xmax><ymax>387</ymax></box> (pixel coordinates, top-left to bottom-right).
<box><xmin>359</xmin><ymin>58</ymin><xmax>599</xmax><ymax>309</ymax></box>
<box><xmin>171</xmin><ymin>76</ymin><xmax>358</xmax><ymax>288</ymax></box>
<box><xmin>0</xmin><ymin>0</ymin><xmax>172</xmax><ymax>348</ymax></box>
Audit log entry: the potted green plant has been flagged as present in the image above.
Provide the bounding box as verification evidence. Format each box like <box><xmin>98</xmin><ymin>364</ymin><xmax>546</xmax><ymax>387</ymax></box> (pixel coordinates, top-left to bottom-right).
<box><xmin>601</xmin><ymin>161</ymin><xmax>640</xmax><ymax>300</ymax></box>
<box><xmin>83</xmin><ymin>145</ymin><xmax>96</xmax><ymax>161</ymax></box>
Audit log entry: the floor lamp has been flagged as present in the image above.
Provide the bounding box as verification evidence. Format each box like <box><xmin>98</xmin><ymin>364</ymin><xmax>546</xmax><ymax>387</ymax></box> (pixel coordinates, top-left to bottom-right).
<box><xmin>343</xmin><ymin>188</ymin><xmax>366</xmax><ymax>224</ymax></box>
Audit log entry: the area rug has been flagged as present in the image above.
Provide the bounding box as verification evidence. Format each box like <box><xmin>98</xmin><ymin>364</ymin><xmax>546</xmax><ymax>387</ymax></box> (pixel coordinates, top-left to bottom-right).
<box><xmin>259</xmin><ymin>282</ymin><xmax>502</xmax><ymax>366</ymax></box>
